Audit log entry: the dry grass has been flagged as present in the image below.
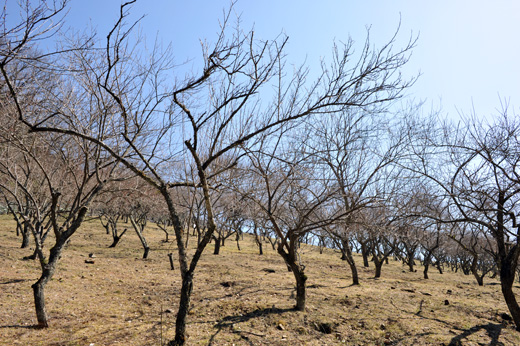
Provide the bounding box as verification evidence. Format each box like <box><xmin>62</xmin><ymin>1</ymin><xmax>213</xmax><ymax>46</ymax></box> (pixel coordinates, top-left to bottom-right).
<box><xmin>1</xmin><ymin>214</ymin><xmax>520</xmax><ymax>345</ymax></box>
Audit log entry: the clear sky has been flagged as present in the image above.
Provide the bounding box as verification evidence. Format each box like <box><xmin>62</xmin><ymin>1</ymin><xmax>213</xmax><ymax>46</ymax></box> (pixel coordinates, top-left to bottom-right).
<box><xmin>61</xmin><ymin>0</ymin><xmax>520</xmax><ymax>119</ymax></box>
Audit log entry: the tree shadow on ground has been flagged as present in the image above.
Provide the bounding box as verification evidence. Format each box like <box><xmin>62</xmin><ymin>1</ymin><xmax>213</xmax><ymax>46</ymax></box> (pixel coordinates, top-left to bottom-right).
<box><xmin>0</xmin><ymin>278</ymin><xmax>30</xmax><ymax>285</ymax></box>
<box><xmin>208</xmin><ymin>306</ymin><xmax>293</xmax><ymax>345</ymax></box>
<box><xmin>448</xmin><ymin>323</ymin><xmax>504</xmax><ymax>346</ymax></box>
<box><xmin>0</xmin><ymin>324</ymin><xmax>40</xmax><ymax>329</ymax></box>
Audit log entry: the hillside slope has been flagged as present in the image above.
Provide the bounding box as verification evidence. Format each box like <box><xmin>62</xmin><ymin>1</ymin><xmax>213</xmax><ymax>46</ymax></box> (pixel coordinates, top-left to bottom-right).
<box><xmin>1</xmin><ymin>216</ymin><xmax>519</xmax><ymax>345</ymax></box>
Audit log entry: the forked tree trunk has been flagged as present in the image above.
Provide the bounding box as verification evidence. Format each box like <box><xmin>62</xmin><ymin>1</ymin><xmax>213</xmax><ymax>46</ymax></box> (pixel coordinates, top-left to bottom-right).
<box><xmin>373</xmin><ymin>255</ymin><xmax>383</xmax><ymax>278</ymax></box>
<box><xmin>277</xmin><ymin>242</ymin><xmax>307</xmax><ymax>311</ymax></box>
<box><xmin>435</xmin><ymin>261</ymin><xmax>443</xmax><ymax>274</ymax></box>
<box><xmin>109</xmin><ymin>228</ymin><xmax>127</xmax><ymax>248</ymax></box>
<box><xmin>470</xmin><ymin>255</ymin><xmax>484</xmax><ymax>286</ymax></box>
<box><xmin>341</xmin><ymin>238</ymin><xmax>359</xmax><ymax>285</ymax></box>
<box><xmin>130</xmin><ymin>217</ymin><xmax>150</xmax><ymax>259</ymax></box>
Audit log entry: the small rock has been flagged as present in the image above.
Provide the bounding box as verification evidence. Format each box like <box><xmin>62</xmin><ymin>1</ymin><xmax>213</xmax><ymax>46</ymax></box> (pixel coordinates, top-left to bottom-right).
<box><xmin>390</xmin><ymin>286</ymin><xmax>396</xmax><ymax>290</ymax></box>
<box><xmin>85</xmin><ymin>259</ymin><xmax>95</xmax><ymax>264</ymax></box>
<box><xmin>277</xmin><ymin>324</ymin><xmax>285</xmax><ymax>331</ymax></box>
<box><xmin>380</xmin><ymin>324</ymin><xmax>386</xmax><ymax>330</ymax></box>
<box><xmin>447</xmin><ymin>289</ymin><xmax>452</xmax><ymax>294</ymax></box>
<box><xmin>281</xmin><ymin>335</ymin><xmax>287</xmax><ymax>339</ymax></box>
<box><xmin>88</xmin><ymin>253</ymin><xmax>96</xmax><ymax>258</ymax></box>
<box><xmin>444</xmin><ymin>299</ymin><xmax>450</xmax><ymax>305</ymax></box>
<box><xmin>501</xmin><ymin>312</ymin><xmax>512</xmax><ymax>321</ymax></box>
<box><xmin>164</xmin><ymin>309</ymin><xmax>173</xmax><ymax>313</ymax></box>
<box><xmin>262</xmin><ymin>268</ymin><xmax>276</xmax><ymax>273</ymax></box>
<box><xmin>220</xmin><ymin>281</ymin><xmax>234</xmax><ymax>288</ymax></box>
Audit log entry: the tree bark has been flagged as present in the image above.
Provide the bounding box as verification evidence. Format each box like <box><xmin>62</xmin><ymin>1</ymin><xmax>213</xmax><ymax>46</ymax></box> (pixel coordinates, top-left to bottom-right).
<box><xmin>470</xmin><ymin>255</ymin><xmax>484</xmax><ymax>286</ymax></box>
<box><xmin>169</xmin><ymin>272</ymin><xmax>194</xmax><ymax>345</ymax></box>
<box><xmin>373</xmin><ymin>255</ymin><xmax>383</xmax><ymax>278</ymax></box>
<box><xmin>21</xmin><ymin>225</ymin><xmax>30</xmax><ymax>248</ymax></box>
<box><xmin>293</xmin><ymin>268</ymin><xmax>307</xmax><ymax>311</ymax></box>
<box><xmin>344</xmin><ymin>244</ymin><xmax>359</xmax><ymax>285</ymax></box>
<box><xmin>130</xmin><ymin>217</ymin><xmax>150</xmax><ymax>259</ymax></box>
<box><xmin>500</xmin><ymin>260</ymin><xmax>520</xmax><ymax>331</ymax></box>
<box><xmin>213</xmin><ymin>235</ymin><xmax>221</xmax><ymax>255</ymax></box>
<box><xmin>361</xmin><ymin>243</ymin><xmax>370</xmax><ymax>267</ymax></box>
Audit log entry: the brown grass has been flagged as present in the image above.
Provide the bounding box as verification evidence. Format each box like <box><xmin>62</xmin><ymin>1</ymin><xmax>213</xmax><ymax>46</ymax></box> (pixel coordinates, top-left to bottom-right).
<box><xmin>1</xmin><ymin>215</ymin><xmax>519</xmax><ymax>345</ymax></box>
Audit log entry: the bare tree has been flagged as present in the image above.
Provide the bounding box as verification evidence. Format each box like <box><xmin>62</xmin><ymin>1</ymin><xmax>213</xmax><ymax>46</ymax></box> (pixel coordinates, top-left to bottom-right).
<box><xmin>1</xmin><ymin>1</ymin><xmax>416</xmax><ymax>342</ymax></box>
<box><xmin>404</xmin><ymin>108</ymin><xmax>520</xmax><ymax>329</ymax></box>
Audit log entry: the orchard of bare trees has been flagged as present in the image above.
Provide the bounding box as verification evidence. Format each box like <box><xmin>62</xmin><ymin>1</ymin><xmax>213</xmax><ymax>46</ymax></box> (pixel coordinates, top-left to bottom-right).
<box><xmin>1</xmin><ymin>1</ymin><xmax>519</xmax><ymax>345</ymax></box>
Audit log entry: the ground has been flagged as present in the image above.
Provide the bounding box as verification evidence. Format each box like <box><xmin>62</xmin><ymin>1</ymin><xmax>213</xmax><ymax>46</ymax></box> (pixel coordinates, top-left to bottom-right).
<box><xmin>1</xmin><ymin>215</ymin><xmax>519</xmax><ymax>345</ymax></box>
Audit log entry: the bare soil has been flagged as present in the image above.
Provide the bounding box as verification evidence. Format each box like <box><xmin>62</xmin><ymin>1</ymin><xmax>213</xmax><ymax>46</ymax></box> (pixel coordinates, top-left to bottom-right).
<box><xmin>1</xmin><ymin>215</ymin><xmax>519</xmax><ymax>345</ymax></box>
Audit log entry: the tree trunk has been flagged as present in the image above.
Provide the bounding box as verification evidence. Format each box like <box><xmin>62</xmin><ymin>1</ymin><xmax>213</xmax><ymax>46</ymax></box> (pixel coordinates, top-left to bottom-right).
<box><xmin>168</xmin><ymin>272</ymin><xmax>194</xmax><ymax>346</ymax></box>
<box><xmin>407</xmin><ymin>253</ymin><xmax>414</xmax><ymax>272</ymax></box>
<box><xmin>293</xmin><ymin>269</ymin><xmax>307</xmax><ymax>311</ymax></box>
<box><xmin>423</xmin><ymin>254</ymin><xmax>431</xmax><ymax>279</ymax></box>
<box><xmin>130</xmin><ymin>218</ymin><xmax>150</xmax><ymax>259</ymax></box>
<box><xmin>109</xmin><ymin>228</ymin><xmax>127</xmax><ymax>248</ymax></box>
<box><xmin>435</xmin><ymin>261</ymin><xmax>443</xmax><ymax>274</ymax></box>
<box><xmin>361</xmin><ymin>243</ymin><xmax>370</xmax><ymax>267</ymax></box>
<box><xmin>344</xmin><ymin>243</ymin><xmax>359</xmax><ymax>285</ymax></box>
<box><xmin>235</xmin><ymin>233</ymin><xmax>241</xmax><ymax>251</ymax></box>
<box><xmin>32</xmin><ymin>280</ymin><xmax>49</xmax><ymax>328</ymax></box>
<box><xmin>470</xmin><ymin>255</ymin><xmax>484</xmax><ymax>286</ymax></box>
<box><xmin>373</xmin><ymin>255</ymin><xmax>383</xmax><ymax>278</ymax></box>
<box><xmin>21</xmin><ymin>227</ymin><xmax>30</xmax><ymax>248</ymax></box>
<box><xmin>501</xmin><ymin>260</ymin><xmax>520</xmax><ymax>331</ymax></box>
<box><xmin>213</xmin><ymin>235</ymin><xmax>221</xmax><ymax>255</ymax></box>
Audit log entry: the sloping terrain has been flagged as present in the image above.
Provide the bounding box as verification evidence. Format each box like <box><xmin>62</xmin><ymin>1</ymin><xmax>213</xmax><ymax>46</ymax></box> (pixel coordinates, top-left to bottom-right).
<box><xmin>1</xmin><ymin>216</ymin><xmax>519</xmax><ymax>345</ymax></box>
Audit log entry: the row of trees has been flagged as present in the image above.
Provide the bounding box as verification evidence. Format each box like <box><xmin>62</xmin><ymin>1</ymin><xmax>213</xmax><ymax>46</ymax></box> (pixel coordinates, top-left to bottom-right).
<box><xmin>1</xmin><ymin>1</ymin><xmax>518</xmax><ymax>344</ymax></box>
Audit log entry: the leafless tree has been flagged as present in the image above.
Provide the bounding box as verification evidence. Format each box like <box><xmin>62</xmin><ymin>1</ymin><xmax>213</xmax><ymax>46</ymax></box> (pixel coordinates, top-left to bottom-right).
<box><xmin>1</xmin><ymin>1</ymin><xmax>416</xmax><ymax>342</ymax></box>
<box><xmin>404</xmin><ymin>107</ymin><xmax>520</xmax><ymax>329</ymax></box>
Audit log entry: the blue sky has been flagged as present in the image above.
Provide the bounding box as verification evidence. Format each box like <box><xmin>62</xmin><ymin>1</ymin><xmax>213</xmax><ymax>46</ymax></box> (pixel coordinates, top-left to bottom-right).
<box><xmin>62</xmin><ymin>1</ymin><xmax>520</xmax><ymax>119</ymax></box>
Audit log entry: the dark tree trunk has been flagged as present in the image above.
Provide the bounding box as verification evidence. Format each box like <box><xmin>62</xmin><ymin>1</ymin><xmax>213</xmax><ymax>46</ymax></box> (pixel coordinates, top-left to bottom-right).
<box><xmin>423</xmin><ymin>263</ymin><xmax>430</xmax><ymax>279</ymax></box>
<box><xmin>130</xmin><ymin>217</ymin><xmax>150</xmax><ymax>259</ymax></box>
<box><xmin>344</xmin><ymin>243</ymin><xmax>359</xmax><ymax>285</ymax></box>
<box><xmin>213</xmin><ymin>235</ymin><xmax>221</xmax><ymax>255</ymax></box>
<box><xmin>373</xmin><ymin>255</ymin><xmax>383</xmax><ymax>278</ymax></box>
<box><xmin>32</xmin><ymin>280</ymin><xmax>48</xmax><ymax>328</ymax></box>
<box><xmin>235</xmin><ymin>233</ymin><xmax>241</xmax><ymax>251</ymax></box>
<box><xmin>21</xmin><ymin>226</ymin><xmax>30</xmax><ymax>248</ymax></box>
<box><xmin>108</xmin><ymin>228</ymin><xmax>127</xmax><ymax>248</ymax></box>
<box><xmin>253</xmin><ymin>227</ymin><xmax>263</xmax><ymax>255</ymax></box>
<box><xmin>168</xmin><ymin>253</ymin><xmax>175</xmax><ymax>270</ymax></box>
<box><xmin>423</xmin><ymin>253</ymin><xmax>432</xmax><ymax>279</ymax></box>
<box><xmin>436</xmin><ymin>261</ymin><xmax>443</xmax><ymax>274</ymax></box>
<box><xmin>293</xmin><ymin>269</ymin><xmax>307</xmax><ymax>311</ymax></box>
<box><xmin>500</xmin><ymin>260</ymin><xmax>520</xmax><ymax>331</ymax></box>
<box><xmin>169</xmin><ymin>272</ymin><xmax>194</xmax><ymax>345</ymax></box>
<box><xmin>470</xmin><ymin>255</ymin><xmax>484</xmax><ymax>286</ymax></box>
<box><xmin>361</xmin><ymin>243</ymin><xmax>370</xmax><ymax>267</ymax></box>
